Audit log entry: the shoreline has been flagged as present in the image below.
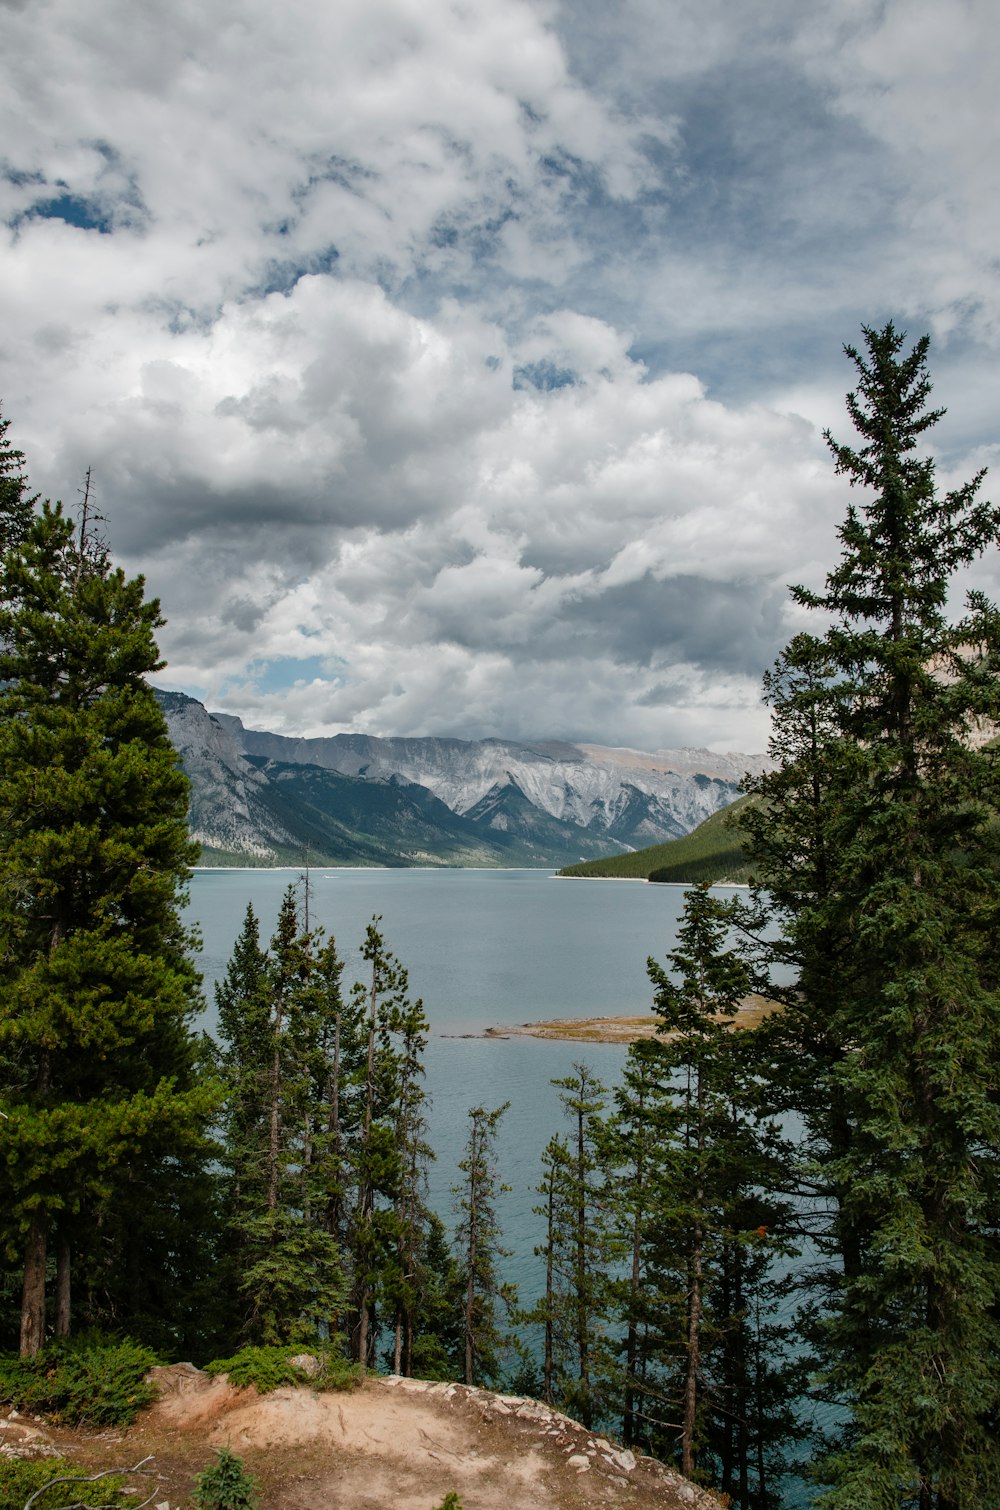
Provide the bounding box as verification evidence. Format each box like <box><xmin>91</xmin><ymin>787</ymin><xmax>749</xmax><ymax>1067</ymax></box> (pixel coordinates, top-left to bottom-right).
<box><xmin>476</xmin><ymin>994</ymin><xmax>780</xmax><ymax>1043</ymax></box>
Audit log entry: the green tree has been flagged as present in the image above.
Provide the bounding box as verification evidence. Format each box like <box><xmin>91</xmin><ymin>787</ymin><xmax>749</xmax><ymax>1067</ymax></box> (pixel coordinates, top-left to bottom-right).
<box><xmin>0</xmin><ymin>406</ymin><xmax>35</xmax><ymax>561</ymax></box>
<box><xmin>0</xmin><ymin>497</ymin><xmax>214</xmax><ymax>1356</ymax></box>
<box><xmin>647</xmin><ymin>882</ymin><xmax>753</xmax><ymax>1481</ymax></box>
<box><xmin>348</xmin><ymin>919</ymin><xmax>419</xmax><ymax>1370</ymax></box>
<box><xmin>216</xmin><ymin>891</ymin><xmax>346</xmax><ymax>1346</ymax></box>
<box><xmin>454</xmin><ymin>1102</ymin><xmax>514</xmax><ymax>1387</ymax></box>
<box><xmin>744</xmin><ymin>324</ymin><xmax>1000</xmax><ymax>1509</ymax></box>
<box><xmin>524</xmin><ymin>1065</ymin><xmax>611</xmax><ymax>1427</ymax></box>
<box><xmin>598</xmin><ymin>884</ymin><xmax>799</xmax><ymax>1505</ymax></box>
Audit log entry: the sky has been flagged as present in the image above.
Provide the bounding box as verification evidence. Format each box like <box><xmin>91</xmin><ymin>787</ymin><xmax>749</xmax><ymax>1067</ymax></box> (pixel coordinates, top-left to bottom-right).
<box><xmin>2</xmin><ymin>0</ymin><xmax>998</xmax><ymax>753</ymax></box>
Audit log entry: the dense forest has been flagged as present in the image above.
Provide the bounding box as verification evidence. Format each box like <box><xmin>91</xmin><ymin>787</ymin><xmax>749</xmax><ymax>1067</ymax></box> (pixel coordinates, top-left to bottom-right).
<box><xmin>2</xmin><ymin>323</ymin><xmax>1000</xmax><ymax>1510</ymax></box>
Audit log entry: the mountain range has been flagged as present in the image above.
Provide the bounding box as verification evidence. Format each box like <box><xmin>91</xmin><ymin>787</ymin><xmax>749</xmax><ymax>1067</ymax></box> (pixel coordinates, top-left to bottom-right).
<box><xmin>156</xmin><ymin>689</ymin><xmax>767</xmax><ymax>868</ymax></box>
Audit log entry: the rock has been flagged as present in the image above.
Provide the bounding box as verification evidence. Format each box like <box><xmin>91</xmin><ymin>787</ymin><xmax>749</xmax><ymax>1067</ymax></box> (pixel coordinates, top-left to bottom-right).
<box><xmin>286</xmin><ymin>1354</ymin><xmax>320</xmax><ymax>1377</ymax></box>
<box><xmin>606</xmin><ymin>1447</ymin><xmax>637</xmax><ymax>1473</ymax></box>
<box><xmin>565</xmin><ymin>1454</ymin><xmax>591</xmax><ymax>1472</ymax></box>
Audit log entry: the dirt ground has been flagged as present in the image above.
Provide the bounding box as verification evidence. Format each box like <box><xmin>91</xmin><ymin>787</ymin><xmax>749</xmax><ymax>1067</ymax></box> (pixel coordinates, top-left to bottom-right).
<box><xmin>1</xmin><ymin>1365</ymin><xmax>725</xmax><ymax>1510</ymax></box>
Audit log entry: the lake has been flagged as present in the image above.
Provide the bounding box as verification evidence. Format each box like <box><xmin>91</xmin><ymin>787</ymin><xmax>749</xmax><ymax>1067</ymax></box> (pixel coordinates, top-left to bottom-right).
<box><xmin>186</xmin><ymin>866</ymin><xmax>714</xmax><ymax>1301</ymax></box>
<box><xmin>187</xmin><ymin>867</ymin><xmax>814</xmax><ymax>1505</ymax></box>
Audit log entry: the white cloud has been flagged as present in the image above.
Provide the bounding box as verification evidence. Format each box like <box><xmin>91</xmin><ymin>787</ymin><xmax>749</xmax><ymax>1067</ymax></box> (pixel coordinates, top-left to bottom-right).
<box><xmin>1</xmin><ymin>0</ymin><xmax>998</xmax><ymax>752</ymax></box>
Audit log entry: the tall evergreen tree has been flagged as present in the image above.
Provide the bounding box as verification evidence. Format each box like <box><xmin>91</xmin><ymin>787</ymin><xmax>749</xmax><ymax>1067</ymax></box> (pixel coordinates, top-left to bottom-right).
<box><xmin>743</xmin><ymin>324</ymin><xmax>1000</xmax><ymax>1509</ymax></box>
<box><xmin>524</xmin><ymin>1065</ymin><xmax>611</xmax><ymax>1427</ymax></box>
<box><xmin>0</xmin><ymin>496</ymin><xmax>214</xmax><ymax>1356</ymax></box>
<box><xmin>216</xmin><ymin>891</ymin><xmax>347</xmax><ymax>1346</ymax></box>
<box><xmin>348</xmin><ymin>919</ymin><xmax>421</xmax><ymax>1369</ymax></box>
<box><xmin>0</xmin><ymin>406</ymin><xmax>35</xmax><ymax>561</ymax></box>
<box><xmin>598</xmin><ymin>884</ymin><xmax>799</xmax><ymax>1505</ymax></box>
<box><xmin>454</xmin><ymin>1102</ymin><xmax>514</xmax><ymax>1387</ymax></box>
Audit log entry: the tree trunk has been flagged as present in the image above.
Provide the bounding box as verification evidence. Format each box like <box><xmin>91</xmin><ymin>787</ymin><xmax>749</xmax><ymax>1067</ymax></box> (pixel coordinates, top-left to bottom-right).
<box><xmin>20</xmin><ymin>1210</ymin><xmax>47</xmax><ymax>1358</ymax></box>
<box><xmin>682</xmin><ymin>1059</ymin><xmax>706</xmax><ymax>1481</ymax></box>
<box><xmin>682</xmin><ymin>1215</ymin><xmax>703</xmax><ymax>1480</ymax></box>
<box><xmin>55</xmin><ymin>1236</ymin><xmax>71</xmax><ymax>1339</ymax></box>
<box><xmin>575</xmin><ymin>1102</ymin><xmax>589</xmax><ymax>1408</ymax></box>
<box><xmin>464</xmin><ymin>1121</ymin><xmax>480</xmax><ymax>1387</ymax></box>
<box><xmin>543</xmin><ymin>1168</ymin><xmax>555</xmax><ymax>1405</ymax></box>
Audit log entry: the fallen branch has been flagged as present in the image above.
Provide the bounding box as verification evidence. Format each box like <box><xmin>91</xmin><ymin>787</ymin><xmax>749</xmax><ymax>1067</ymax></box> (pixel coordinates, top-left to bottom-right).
<box><xmin>23</xmin><ymin>1454</ymin><xmax>157</xmax><ymax>1510</ymax></box>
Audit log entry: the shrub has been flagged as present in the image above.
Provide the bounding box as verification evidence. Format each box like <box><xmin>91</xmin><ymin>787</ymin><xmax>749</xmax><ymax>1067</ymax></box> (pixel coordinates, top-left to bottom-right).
<box><xmin>204</xmin><ymin>1344</ymin><xmax>360</xmax><ymax>1395</ymax></box>
<box><xmin>203</xmin><ymin>1346</ymin><xmax>300</xmax><ymax>1393</ymax></box>
<box><xmin>0</xmin><ymin>1335</ymin><xmax>159</xmax><ymax>1425</ymax></box>
<box><xmin>192</xmin><ymin>1448</ymin><xmax>259</xmax><ymax>1510</ymax></box>
<box><xmin>0</xmin><ymin>1456</ymin><xmax>125</xmax><ymax>1510</ymax></box>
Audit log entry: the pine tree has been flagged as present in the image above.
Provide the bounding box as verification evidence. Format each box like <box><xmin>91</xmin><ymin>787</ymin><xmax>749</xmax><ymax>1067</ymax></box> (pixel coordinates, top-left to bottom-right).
<box><xmin>0</xmin><ymin>406</ymin><xmax>35</xmax><ymax>561</ymax></box>
<box><xmin>523</xmin><ymin>1065</ymin><xmax>611</xmax><ymax>1426</ymax></box>
<box><xmin>348</xmin><ymin>919</ymin><xmax>417</xmax><ymax>1370</ymax></box>
<box><xmin>596</xmin><ymin>883</ymin><xmax>801</xmax><ymax>1505</ymax></box>
<box><xmin>216</xmin><ymin>891</ymin><xmax>347</xmax><ymax>1346</ymax></box>
<box><xmin>0</xmin><ymin>497</ymin><xmax>214</xmax><ymax>1356</ymax></box>
<box><xmin>646</xmin><ymin>882</ymin><xmax>753</xmax><ymax>1481</ymax></box>
<box><xmin>454</xmin><ymin>1102</ymin><xmax>513</xmax><ymax>1387</ymax></box>
<box><xmin>743</xmin><ymin>324</ymin><xmax>1000</xmax><ymax>1509</ymax></box>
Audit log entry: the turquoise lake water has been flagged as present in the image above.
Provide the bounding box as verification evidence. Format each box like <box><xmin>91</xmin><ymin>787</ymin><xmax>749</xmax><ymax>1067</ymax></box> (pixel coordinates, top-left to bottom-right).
<box><xmin>186</xmin><ymin>866</ymin><xmax>708</xmax><ymax>1299</ymax></box>
<box><xmin>186</xmin><ymin>867</ymin><xmax>815</xmax><ymax>1504</ymax></box>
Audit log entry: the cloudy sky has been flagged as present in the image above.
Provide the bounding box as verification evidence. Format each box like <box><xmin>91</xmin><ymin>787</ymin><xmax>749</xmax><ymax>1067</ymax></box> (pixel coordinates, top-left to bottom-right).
<box><xmin>2</xmin><ymin>0</ymin><xmax>998</xmax><ymax>752</ymax></box>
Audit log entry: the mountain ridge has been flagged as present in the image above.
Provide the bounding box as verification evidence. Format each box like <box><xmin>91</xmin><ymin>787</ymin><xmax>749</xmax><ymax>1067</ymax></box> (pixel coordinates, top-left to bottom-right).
<box><xmin>155</xmin><ymin>688</ymin><xmax>766</xmax><ymax>868</ymax></box>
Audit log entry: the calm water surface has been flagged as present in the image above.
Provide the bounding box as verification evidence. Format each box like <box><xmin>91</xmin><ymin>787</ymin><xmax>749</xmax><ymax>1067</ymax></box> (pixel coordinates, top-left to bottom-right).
<box><xmin>187</xmin><ymin>868</ymin><xmax>814</xmax><ymax>1504</ymax></box>
<box><xmin>186</xmin><ymin>867</ymin><xmax>736</xmax><ymax>1302</ymax></box>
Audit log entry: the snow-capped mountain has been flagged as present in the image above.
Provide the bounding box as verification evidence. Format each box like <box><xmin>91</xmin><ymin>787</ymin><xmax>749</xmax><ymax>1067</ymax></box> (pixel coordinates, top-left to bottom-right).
<box><xmin>157</xmin><ymin>689</ymin><xmax>767</xmax><ymax>867</ymax></box>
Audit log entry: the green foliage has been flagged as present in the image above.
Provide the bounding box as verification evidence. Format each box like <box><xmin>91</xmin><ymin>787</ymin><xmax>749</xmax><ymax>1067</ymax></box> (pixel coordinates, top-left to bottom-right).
<box><xmin>0</xmin><ymin>1336</ymin><xmax>158</xmax><ymax>1424</ymax></box>
<box><xmin>0</xmin><ymin>1456</ymin><xmax>125</xmax><ymax>1510</ymax></box>
<box><xmin>454</xmin><ymin>1103</ymin><xmax>515</xmax><ymax>1387</ymax></box>
<box><xmin>0</xmin><ymin>406</ymin><xmax>36</xmax><ymax>563</ymax></box>
<box><xmin>430</xmin><ymin>1495</ymin><xmax>464</xmax><ymax>1510</ymax></box>
<box><xmin>742</xmin><ymin>323</ymin><xmax>1000</xmax><ymax>1507</ymax></box>
<box><xmin>0</xmin><ymin>471</ymin><xmax>216</xmax><ymax>1355</ymax></box>
<box><xmin>521</xmin><ymin>1067</ymin><xmax>612</xmax><ymax>1427</ymax></box>
<box><xmin>559</xmin><ymin>797</ymin><xmax>754</xmax><ymax>882</ymax></box>
<box><xmin>203</xmin><ymin>1343</ymin><xmax>359</xmax><ymax>1394</ymax></box>
<box><xmin>204</xmin><ymin>1344</ymin><xmax>302</xmax><ymax>1392</ymax></box>
<box><xmin>192</xmin><ymin>1448</ymin><xmax>259</xmax><ymax>1510</ymax></box>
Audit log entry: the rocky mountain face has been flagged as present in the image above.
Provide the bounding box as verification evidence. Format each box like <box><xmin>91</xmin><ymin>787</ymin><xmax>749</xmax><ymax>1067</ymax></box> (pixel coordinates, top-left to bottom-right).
<box><xmin>157</xmin><ymin>689</ymin><xmax>766</xmax><ymax>868</ymax></box>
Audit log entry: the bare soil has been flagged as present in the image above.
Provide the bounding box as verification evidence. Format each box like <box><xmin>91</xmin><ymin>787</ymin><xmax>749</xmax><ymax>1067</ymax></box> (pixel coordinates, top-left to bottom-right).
<box><xmin>1</xmin><ymin>1366</ymin><xmax>725</xmax><ymax>1510</ymax></box>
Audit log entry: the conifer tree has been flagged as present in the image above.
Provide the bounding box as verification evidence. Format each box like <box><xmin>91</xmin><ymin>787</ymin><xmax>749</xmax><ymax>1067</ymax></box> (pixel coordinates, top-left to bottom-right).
<box><xmin>349</xmin><ymin>919</ymin><xmax>419</xmax><ymax>1369</ymax></box>
<box><xmin>743</xmin><ymin>324</ymin><xmax>1000</xmax><ymax>1509</ymax></box>
<box><xmin>0</xmin><ymin>406</ymin><xmax>35</xmax><ymax>561</ymax></box>
<box><xmin>524</xmin><ymin>1065</ymin><xmax>611</xmax><ymax>1426</ymax></box>
<box><xmin>647</xmin><ymin>882</ymin><xmax>753</xmax><ymax>1481</ymax></box>
<box><xmin>454</xmin><ymin>1102</ymin><xmax>514</xmax><ymax>1387</ymax></box>
<box><xmin>0</xmin><ymin>494</ymin><xmax>213</xmax><ymax>1356</ymax></box>
<box><xmin>598</xmin><ymin>883</ymin><xmax>800</xmax><ymax>1505</ymax></box>
<box><xmin>216</xmin><ymin>891</ymin><xmax>347</xmax><ymax>1345</ymax></box>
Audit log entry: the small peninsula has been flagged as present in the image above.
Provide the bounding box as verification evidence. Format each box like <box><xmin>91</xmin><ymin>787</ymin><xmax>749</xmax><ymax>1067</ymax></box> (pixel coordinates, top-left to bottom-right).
<box><xmin>485</xmin><ymin>994</ymin><xmax>780</xmax><ymax>1042</ymax></box>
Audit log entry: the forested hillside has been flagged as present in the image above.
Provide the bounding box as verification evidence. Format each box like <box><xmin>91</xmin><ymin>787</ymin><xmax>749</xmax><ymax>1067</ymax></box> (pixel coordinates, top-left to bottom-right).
<box><xmin>559</xmin><ymin>794</ymin><xmax>754</xmax><ymax>882</ymax></box>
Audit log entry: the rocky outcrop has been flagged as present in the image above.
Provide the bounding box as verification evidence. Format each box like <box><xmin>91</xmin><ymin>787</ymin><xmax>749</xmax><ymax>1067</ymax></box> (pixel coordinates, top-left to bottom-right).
<box><xmin>138</xmin><ymin>1365</ymin><xmax>724</xmax><ymax>1509</ymax></box>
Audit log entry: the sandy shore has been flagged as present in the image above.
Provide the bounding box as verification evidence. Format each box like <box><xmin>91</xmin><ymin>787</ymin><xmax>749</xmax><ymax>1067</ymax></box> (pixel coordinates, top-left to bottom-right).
<box><xmin>483</xmin><ymin>994</ymin><xmax>780</xmax><ymax>1043</ymax></box>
